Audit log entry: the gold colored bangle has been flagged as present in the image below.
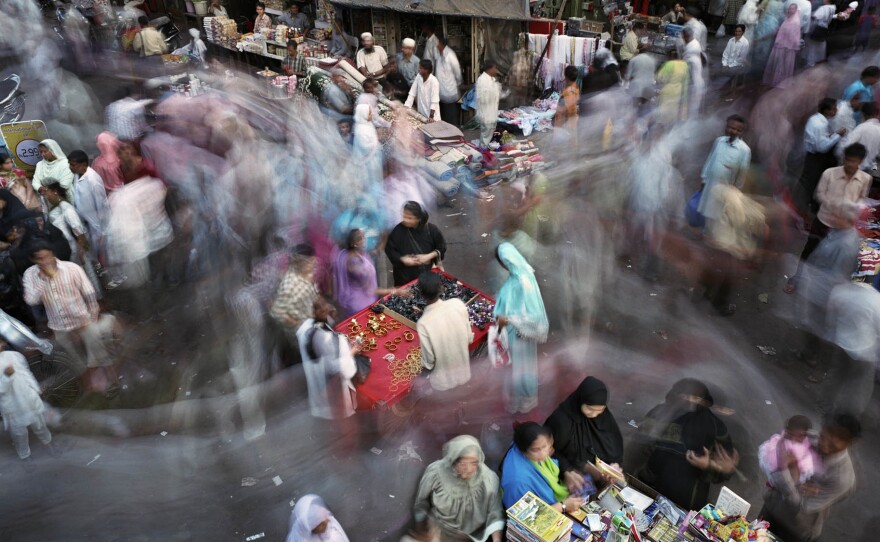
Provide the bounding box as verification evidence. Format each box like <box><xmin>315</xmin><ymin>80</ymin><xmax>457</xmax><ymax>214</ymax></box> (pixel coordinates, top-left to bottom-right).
<box><xmin>403</xmin><ymin>331</ymin><xmax>414</xmax><ymax>341</ymax></box>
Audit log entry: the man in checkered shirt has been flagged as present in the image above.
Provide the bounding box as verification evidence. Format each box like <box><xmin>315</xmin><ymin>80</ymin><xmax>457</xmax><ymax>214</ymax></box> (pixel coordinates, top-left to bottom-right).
<box><xmin>283</xmin><ymin>40</ymin><xmax>307</xmax><ymax>78</ymax></box>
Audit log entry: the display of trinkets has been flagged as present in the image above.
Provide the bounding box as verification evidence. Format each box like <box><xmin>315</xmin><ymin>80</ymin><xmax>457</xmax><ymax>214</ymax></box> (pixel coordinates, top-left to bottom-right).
<box><xmin>467</xmin><ymin>297</ymin><xmax>495</xmax><ymax>330</ymax></box>
<box><xmin>387</xmin><ymin>347</ymin><xmax>423</xmax><ymax>392</ymax></box>
<box><xmin>382</xmin><ymin>275</ymin><xmax>479</xmax><ymax>323</ymax></box>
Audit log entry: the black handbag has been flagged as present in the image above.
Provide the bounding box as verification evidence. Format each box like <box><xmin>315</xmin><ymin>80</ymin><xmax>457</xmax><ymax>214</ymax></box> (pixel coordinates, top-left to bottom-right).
<box><xmin>809</xmin><ymin>25</ymin><xmax>829</xmax><ymax>42</ymax></box>
<box><xmin>353</xmin><ymin>354</ymin><xmax>372</xmax><ymax>385</ymax></box>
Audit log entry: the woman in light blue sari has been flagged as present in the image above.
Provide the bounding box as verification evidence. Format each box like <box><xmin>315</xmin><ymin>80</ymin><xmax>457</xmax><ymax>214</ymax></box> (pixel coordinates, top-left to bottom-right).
<box><xmin>751</xmin><ymin>0</ymin><xmax>785</xmax><ymax>71</ymax></box>
<box><xmin>494</xmin><ymin>242</ymin><xmax>549</xmax><ymax>414</ymax></box>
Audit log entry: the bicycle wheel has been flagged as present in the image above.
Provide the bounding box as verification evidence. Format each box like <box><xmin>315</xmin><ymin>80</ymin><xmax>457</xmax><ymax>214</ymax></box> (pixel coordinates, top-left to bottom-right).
<box><xmin>29</xmin><ymin>350</ymin><xmax>83</xmax><ymax>409</ymax></box>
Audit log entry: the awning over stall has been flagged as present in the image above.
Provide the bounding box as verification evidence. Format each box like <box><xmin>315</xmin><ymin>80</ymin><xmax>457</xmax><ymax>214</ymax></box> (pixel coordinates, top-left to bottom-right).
<box><xmin>330</xmin><ymin>0</ymin><xmax>531</xmax><ymax>20</ymax></box>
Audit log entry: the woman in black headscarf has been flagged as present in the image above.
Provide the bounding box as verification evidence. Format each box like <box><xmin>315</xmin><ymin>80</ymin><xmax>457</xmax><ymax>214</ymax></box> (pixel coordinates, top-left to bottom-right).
<box><xmin>545</xmin><ymin>376</ymin><xmax>624</xmax><ymax>491</ymax></box>
<box><xmin>628</xmin><ymin>378</ymin><xmax>740</xmax><ymax>511</ymax></box>
<box><xmin>0</xmin><ymin>189</ymin><xmax>29</xmax><ymax>237</ymax></box>
<box><xmin>384</xmin><ymin>201</ymin><xmax>446</xmax><ymax>286</ymax></box>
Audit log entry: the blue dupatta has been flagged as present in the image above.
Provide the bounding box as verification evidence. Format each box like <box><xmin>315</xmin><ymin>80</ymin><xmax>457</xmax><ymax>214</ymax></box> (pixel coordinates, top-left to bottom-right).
<box><xmin>493</xmin><ymin>242</ymin><xmax>549</xmax><ymax>343</ymax></box>
<box><xmin>500</xmin><ymin>445</ymin><xmax>558</xmax><ymax>509</ymax></box>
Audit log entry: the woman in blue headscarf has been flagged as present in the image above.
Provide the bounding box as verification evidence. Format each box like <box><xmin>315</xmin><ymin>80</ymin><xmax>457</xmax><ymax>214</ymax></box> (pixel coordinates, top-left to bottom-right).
<box><xmin>493</xmin><ymin>242</ymin><xmax>549</xmax><ymax>414</ymax></box>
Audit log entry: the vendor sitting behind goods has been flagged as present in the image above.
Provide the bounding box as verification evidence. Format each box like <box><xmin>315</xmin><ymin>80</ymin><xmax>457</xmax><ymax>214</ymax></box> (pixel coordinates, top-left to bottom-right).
<box><xmin>208</xmin><ymin>0</ymin><xmax>227</xmax><ymax>17</ymax></box>
<box><xmin>356</xmin><ymin>32</ymin><xmax>390</xmax><ymax>79</ymax></box>
<box><xmin>283</xmin><ymin>40</ymin><xmax>306</xmax><ymax>77</ymax></box>
<box><xmin>278</xmin><ymin>1</ymin><xmax>310</xmax><ymax>32</ymax></box>
<box><xmin>661</xmin><ymin>3</ymin><xmax>685</xmax><ymax>25</ymax></box>
<box><xmin>620</xmin><ymin>21</ymin><xmax>648</xmax><ymax>63</ymax></box>
<box><xmin>253</xmin><ymin>1</ymin><xmax>273</xmax><ymax>33</ymax></box>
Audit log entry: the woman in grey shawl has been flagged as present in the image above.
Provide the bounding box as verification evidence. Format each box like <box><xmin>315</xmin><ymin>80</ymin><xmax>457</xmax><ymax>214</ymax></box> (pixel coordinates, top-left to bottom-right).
<box><xmin>411</xmin><ymin>435</ymin><xmax>505</xmax><ymax>542</ymax></box>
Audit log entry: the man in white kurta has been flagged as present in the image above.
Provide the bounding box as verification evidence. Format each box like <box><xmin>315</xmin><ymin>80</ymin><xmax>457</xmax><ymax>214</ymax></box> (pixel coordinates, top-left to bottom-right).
<box><xmin>415</xmin><ymin>273</ymin><xmax>473</xmax><ymax>391</ymax></box>
<box><xmin>297</xmin><ymin>298</ymin><xmax>357</xmax><ymax>420</ymax></box>
<box><xmin>698</xmin><ymin>115</ymin><xmax>752</xmax><ymax>220</ymax></box>
<box><xmin>0</xmin><ymin>347</ymin><xmax>53</xmax><ymax>460</ymax></box>
<box><xmin>405</xmin><ymin>60</ymin><xmax>441</xmax><ymax>122</ymax></box>
<box><xmin>475</xmin><ymin>61</ymin><xmax>502</xmax><ymax>147</ymax></box>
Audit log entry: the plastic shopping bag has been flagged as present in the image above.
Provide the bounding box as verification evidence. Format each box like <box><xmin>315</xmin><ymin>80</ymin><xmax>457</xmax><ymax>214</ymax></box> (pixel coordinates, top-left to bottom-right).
<box><xmin>487</xmin><ymin>325</ymin><xmax>510</xmax><ymax>368</ymax></box>
<box><xmin>685</xmin><ymin>189</ymin><xmax>706</xmax><ymax>228</ymax></box>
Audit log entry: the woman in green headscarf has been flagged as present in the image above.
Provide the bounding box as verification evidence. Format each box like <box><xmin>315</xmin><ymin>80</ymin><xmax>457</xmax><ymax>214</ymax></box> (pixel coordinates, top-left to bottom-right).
<box><xmin>412</xmin><ymin>435</ymin><xmax>505</xmax><ymax>542</ymax></box>
<box><xmin>494</xmin><ymin>242</ymin><xmax>549</xmax><ymax>413</ymax></box>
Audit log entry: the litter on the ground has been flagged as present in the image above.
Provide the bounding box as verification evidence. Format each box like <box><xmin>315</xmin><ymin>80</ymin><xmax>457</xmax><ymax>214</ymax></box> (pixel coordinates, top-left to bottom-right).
<box><xmin>398</xmin><ymin>440</ymin><xmax>422</xmax><ymax>462</ymax></box>
<box><xmin>389</xmin><ymin>494</ymin><xmax>395</xmax><ymax>498</ymax></box>
<box><xmin>370</xmin><ymin>447</ymin><xmax>383</xmax><ymax>455</ymax></box>
<box><xmin>241</xmin><ymin>477</ymin><xmax>258</xmax><ymax>487</ymax></box>
<box><xmin>86</xmin><ymin>454</ymin><xmax>101</xmax><ymax>466</ymax></box>
<box><xmin>245</xmin><ymin>533</ymin><xmax>265</xmax><ymax>541</ymax></box>
<box><xmin>489</xmin><ymin>423</ymin><xmax>500</xmax><ymax>431</ymax></box>
<box><xmin>628</xmin><ymin>419</ymin><xmax>639</xmax><ymax>428</ymax></box>
<box><xmin>756</xmin><ymin>345</ymin><xmax>777</xmax><ymax>355</ymax></box>
<box><xmin>160</xmin><ymin>431</ymin><xmax>168</xmax><ymax>437</ymax></box>
<box><xmin>272</xmin><ymin>476</ymin><xmax>283</xmax><ymax>486</ymax></box>
<box><xmin>758</xmin><ymin>293</ymin><xmax>769</xmax><ymax>303</ymax></box>
<box><xmin>765</xmin><ymin>400</ymin><xmax>773</xmax><ymax>405</ymax></box>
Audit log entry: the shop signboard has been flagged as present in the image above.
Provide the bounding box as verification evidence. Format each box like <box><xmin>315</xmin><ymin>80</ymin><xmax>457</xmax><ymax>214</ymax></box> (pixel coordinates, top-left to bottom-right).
<box><xmin>0</xmin><ymin>120</ymin><xmax>49</xmax><ymax>174</ymax></box>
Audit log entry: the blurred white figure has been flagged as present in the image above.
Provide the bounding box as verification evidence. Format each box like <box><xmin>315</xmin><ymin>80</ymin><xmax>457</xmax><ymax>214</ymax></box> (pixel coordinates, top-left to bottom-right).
<box><xmin>682</xmin><ymin>27</ymin><xmax>705</xmax><ymax>118</ymax></box>
<box><xmin>297</xmin><ymin>297</ymin><xmax>358</xmax><ymax>420</ymax></box>
<box><xmin>287</xmin><ymin>494</ymin><xmax>350</xmax><ymax>542</ymax></box>
<box><xmin>826</xmin><ymin>282</ymin><xmax>880</xmax><ymax>416</ymax></box>
<box><xmin>105</xmin><ymin>171</ymin><xmax>173</xmax><ymax>288</ymax></box>
<box><xmin>0</xmin><ymin>346</ymin><xmax>53</xmax><ymax>461</ymax></box>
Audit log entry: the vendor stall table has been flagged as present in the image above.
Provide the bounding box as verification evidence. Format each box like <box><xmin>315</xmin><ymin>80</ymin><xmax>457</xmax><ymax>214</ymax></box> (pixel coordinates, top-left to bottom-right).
<box><xmin>334</xmin><ymin>271</ymin><xmax>494</xmax><ymax>409</ymax></box>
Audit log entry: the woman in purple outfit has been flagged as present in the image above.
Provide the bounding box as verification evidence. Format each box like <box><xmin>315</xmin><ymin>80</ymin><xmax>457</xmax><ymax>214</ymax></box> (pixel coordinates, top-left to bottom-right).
<box><xmin>332</xmin><ymin>228</ymin><xmax>396</xmax><ymax>318</ymax></box>
<box><xmin>763</xmin><ymin>3</ymin><xmax>802</xmax><ymax>87</ymax></box>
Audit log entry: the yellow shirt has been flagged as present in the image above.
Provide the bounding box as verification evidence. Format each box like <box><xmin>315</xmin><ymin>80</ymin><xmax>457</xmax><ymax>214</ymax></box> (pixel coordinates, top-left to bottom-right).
<box><xmin>620</xmin><ymin>30</ymin><xmax>640</xmax><ymax>61</ymax></box>
<box><xmin>132</xmin><ymin>27</ymin><xmax>169</xmax><ymax>57</ymax></box>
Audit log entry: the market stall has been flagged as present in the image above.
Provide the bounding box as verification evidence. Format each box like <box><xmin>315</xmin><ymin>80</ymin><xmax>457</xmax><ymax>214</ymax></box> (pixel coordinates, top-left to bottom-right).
<box><xmin>507</xmin><ymin>475</ymin><xmax>781</xmax><ymax>542</ymax></box>
<box><xmin>855</xmin><ymin>199</ymin><xmax>880</xmax><ymax>285</ymax></box>
<box><xmin>334</xmin><ymin>271</ymin><xmax>494</xmax><ymax>409</ymax></box>
<box><xmin>204</xmin><ymin>15</ymin><xmax>336</xmax><ymax>73</ymax></box>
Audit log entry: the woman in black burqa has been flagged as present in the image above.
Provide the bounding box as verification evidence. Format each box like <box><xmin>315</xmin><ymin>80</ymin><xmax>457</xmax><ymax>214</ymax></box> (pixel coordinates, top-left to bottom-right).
<box><xmin>627</xmin><ymin>378</ymin><xmax>740</xmax><ymax>510</ymax></box>
<box><xmin>384</xmin><ymin>201</ymin><xmax>446</xmax><ymax>286</ymax></box>
<box><xmin>545</xmin><ymin>376</ymin><xmax>624</xmax><ymax>492</ymax></box>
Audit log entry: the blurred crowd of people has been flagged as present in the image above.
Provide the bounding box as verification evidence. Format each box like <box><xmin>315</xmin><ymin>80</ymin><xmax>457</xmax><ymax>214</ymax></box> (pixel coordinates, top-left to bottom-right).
<box><xmin>1</xmin><ymin>0</ymin><xmax>880</xmax><ymax>540</ymax></box>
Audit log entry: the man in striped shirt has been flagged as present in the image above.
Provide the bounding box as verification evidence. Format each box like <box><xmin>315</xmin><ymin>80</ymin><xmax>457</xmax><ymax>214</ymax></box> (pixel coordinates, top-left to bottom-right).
<box><xmin>23</xmin><ymin>244</ymin><xmax>116</xmax><ymax>379</ymax></box>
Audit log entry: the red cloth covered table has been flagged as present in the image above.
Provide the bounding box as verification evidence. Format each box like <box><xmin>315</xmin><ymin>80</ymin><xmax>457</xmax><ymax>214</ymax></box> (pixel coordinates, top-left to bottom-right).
<box><xmin>334</xmin><ymin>272</ymin><xmax>493</xmax><ymax>408</ymax></box>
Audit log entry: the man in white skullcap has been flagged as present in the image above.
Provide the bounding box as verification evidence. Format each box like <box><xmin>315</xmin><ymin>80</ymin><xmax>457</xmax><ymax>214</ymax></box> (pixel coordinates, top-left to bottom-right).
<box><xmin>396</xmin><ymin>37</ymin><xmax>421</xmax><ymax>87</ymax></box>
<box><xmin>356</xmin><ymin>32</ymin><xmax>389</xmax><ymax>79</ymax></box>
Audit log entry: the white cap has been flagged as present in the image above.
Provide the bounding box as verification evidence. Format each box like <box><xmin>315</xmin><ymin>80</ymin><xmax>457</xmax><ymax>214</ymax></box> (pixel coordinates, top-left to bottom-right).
<box><xmin>402</xmin><ymin>37</ymin><xmax>416</xmax><ymax>48</ymax></box>
<box><xmin>849</xmin><ymin>1</ymin><xmax>858</xmax><ymax>8</ymax></box>
<box><xmin>361</xmin><ymin>32</ymin><xmax>373</xmax><ymax>40</ymax></box>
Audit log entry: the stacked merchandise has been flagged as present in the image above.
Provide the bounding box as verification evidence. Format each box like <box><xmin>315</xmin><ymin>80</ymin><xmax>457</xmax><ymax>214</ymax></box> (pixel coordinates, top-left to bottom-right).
<box><xmin>855</xmin><ymin>202</ymin><xmax>880</xmax><ymax>279</ymax></box>
<box><xmin>237</xmin><ymin>34</ymin><xmax>265</xmax><ymax>54</ymax></box>
<box><xmin>206</xmin><ymin>16</ymin><xmax>239</xmax><ymax>49</ymax></box>
<box><xmin>565</xmin><ymin>481</ymin><xmax>782</xmax><ymax>542</ymax></box>
<box><xmin>506</xmin><ymin>492</ymin><xmax>573</xmax><ymax>542</ymax></box>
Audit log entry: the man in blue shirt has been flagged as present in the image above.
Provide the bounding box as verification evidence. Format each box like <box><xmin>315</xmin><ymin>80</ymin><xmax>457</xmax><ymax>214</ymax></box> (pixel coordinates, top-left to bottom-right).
<box><xmin>277</xmin><ymin>2</ymin><xmax>310</xmax><ymax>32</ymax></box>
<box><xmin>842</xmin><ymin>66</ymin><xmax>879</xmax><ymax>123</ymax></box>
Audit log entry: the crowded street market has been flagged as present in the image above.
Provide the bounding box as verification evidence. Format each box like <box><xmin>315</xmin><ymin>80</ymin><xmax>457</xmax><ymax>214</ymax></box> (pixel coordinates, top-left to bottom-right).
<box><xmin>0</xmin><ymin>0</ymin><xmax>879</xmax><ymax>540</ymax></box>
